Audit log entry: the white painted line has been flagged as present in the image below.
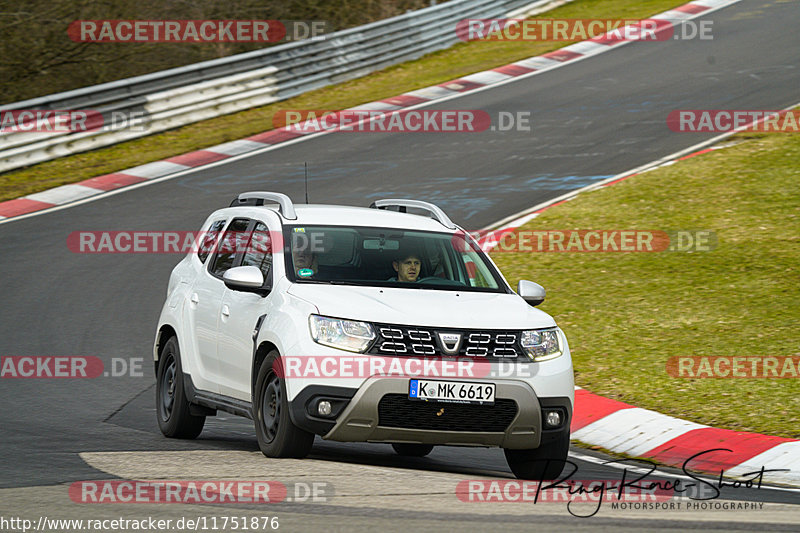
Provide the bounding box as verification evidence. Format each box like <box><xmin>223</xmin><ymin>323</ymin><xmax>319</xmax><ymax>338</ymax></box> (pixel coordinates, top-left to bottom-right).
<box><xmin>460</xmin><ymin>70</ymin><xmax>512</xmax><ymax>85</ymax></box>
<box><xmin>403</xmin><ymin>86</ymin><xmax>459</xmax><ymax>101</ymax></box>
<box><xmin>122</xmin><ymin>161</ymin><xmax>191</xmax><ymax>179</ymax></box>
<box><xmin>25</xmin><ymin>184</ymin><xmax>101</xmax><ymax>205</ymax></box>
<box><xmin>573</xmin><ymin>407</ymin><xmax>708</xmax><ymax>457</ymax></box>
<box><xmin>495</xmin><ymin>211</ymin><xmax>540</xmax><ymax>232</ymax></box>
<box><xmin>478</xmin><ymin>213</ymin><xmax>541</xmax><ymax>251</ymax></box>
<box><xmin>205</xmin><ymin>139</ymin><xmax>267</xmax><ymax>156</ymax></box>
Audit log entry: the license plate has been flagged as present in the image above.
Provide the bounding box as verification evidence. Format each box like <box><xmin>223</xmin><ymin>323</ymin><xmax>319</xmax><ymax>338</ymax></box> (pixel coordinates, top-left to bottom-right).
<box><xmin>408</xmin><ymin>379</ymin><xmax>495</xmax><ymax>405</ymax></box>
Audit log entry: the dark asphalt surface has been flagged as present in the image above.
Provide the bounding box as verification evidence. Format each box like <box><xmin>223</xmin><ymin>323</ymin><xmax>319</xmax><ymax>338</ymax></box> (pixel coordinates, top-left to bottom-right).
<box><xmin>1</xmin><ymin>0</ymin><xmax>798</xmax><ymax>522</ymax></box>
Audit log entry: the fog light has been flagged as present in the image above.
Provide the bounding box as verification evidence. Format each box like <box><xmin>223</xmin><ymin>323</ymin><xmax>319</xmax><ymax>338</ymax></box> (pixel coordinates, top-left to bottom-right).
<box><xmin>317</xmin><ymin>400</ymin><xmax>332</xmax><ymax>416</ymax></box>
<box><xmin>545</xmin><ymin>410</ymin><xmax>562</xmax><ymax>428</ymax></box>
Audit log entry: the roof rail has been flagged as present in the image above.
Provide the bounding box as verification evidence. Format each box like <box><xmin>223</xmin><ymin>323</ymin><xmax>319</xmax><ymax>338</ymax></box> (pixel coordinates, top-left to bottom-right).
<box><xmin>369</xmin><ymin>199</ymin><xmax>456</xmax><ymax>229</ymax></box>
<box><xmin>230</xmin><ymin>191</ymin><xmax>297</xmax><ymax>220</ymax></box>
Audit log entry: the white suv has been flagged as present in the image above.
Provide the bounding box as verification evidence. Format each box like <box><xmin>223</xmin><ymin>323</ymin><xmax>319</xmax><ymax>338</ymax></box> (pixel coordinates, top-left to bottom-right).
<box><xmin>154</xmin><ymin>192</ymin><xmax>574</xmax><ymax>479</ymax></box>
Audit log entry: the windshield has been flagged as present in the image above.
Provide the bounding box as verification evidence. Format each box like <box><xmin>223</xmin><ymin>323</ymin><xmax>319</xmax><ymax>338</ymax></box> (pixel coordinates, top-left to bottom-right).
<box><xmin>283</xmin><ymin>225</ymin><xmax>508</xmax><ymax>293</ymax></box>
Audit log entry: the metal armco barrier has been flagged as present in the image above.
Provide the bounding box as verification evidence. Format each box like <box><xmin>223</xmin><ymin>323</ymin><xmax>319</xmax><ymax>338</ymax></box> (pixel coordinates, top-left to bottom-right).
<box><xmin>0</xmin><ymin>0</ymin><xmax>555</xmax><ymax>174</ymax></box>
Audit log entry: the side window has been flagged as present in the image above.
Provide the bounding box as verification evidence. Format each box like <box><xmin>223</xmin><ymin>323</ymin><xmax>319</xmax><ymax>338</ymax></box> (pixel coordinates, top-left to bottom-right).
<box><xmin>240</xmin><ymin>223</ymin><xmax>272</xmax><ymax>282</ymax></box>
<box><xmin>197</xmin><ymin>219</ymin><xmax>227</xmax><ymax>264</ymax></box>
<box><xmin>209</xmin><ymin>218</ymin><xmax>251</xmax><ymax>277</ymax></box>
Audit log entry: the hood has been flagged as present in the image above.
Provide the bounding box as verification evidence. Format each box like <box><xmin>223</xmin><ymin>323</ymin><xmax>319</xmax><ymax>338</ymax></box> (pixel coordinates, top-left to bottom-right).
<box><xmin>286</xmin><ymin>283</ymin><xmax>556</xmax><ymax>330</ymax></box>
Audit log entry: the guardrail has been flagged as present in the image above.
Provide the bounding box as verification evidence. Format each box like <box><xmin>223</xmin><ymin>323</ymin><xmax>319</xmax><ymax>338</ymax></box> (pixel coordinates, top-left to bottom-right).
<box><xmin>0</xmin><ymin>0</ymin><xmax>554</xmax><ymax>174</ymax></box>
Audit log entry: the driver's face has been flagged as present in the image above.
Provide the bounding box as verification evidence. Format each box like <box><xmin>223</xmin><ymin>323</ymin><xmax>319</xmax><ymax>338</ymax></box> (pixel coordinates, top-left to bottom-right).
<box><xmin>394</xmin><ymin>256</ymin><xmax>421</xmax><ymax>282</ymax></box>
<box><xmin>293</xmin><ymin>248</ymin><xmax>314</xmax><ymax>268</ymax></box>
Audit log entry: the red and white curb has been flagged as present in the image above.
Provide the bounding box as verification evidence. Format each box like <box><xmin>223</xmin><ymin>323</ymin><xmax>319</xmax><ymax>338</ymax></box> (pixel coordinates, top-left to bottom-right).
<box><xmin>571</xmin><ymin>387</ymin><xmax>800</xmax><ymax>487</ymax></box>
<box><xmin>0</xmin><ymin>0</ymin><xmax>740</xmax><ymax>223</ymax></box>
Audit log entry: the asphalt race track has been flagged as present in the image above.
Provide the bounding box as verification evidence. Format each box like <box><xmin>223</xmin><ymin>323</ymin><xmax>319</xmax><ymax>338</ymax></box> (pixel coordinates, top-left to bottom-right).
<box><xmin>1</xmin><ymin>1</ymin><xmax>798</xmax><ymax>530</ymax></box>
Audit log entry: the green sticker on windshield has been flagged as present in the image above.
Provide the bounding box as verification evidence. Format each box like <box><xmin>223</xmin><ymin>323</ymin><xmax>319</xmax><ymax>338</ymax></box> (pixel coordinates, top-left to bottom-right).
<box><xmin>297</xmin><ymin>268</ymin><xmax>314</xmax><ymax>278</ymax></box>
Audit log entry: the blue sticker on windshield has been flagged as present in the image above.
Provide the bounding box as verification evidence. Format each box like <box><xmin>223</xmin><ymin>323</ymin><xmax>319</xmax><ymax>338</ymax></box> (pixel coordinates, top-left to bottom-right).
<box><xmin>297</xmin><ymin>268</ymin><xmax>314</xmax><ymax>278</ymax></box>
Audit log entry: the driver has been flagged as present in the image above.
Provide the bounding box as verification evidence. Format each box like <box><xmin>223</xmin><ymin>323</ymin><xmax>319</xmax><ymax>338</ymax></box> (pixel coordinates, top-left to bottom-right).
<box><xmin>292</xmin><ymin>246</ymin><xmax>317</xmax><ymax>272</ymax></box>
<box><xmin>291</xmin><ymin>233</ymin><xmax>329</xmax><ymax>278</ymax></box>
<box><xmin>392</xmin><ymin>250</ymin><xmax>422</xmax><ymax>282</ymax></box>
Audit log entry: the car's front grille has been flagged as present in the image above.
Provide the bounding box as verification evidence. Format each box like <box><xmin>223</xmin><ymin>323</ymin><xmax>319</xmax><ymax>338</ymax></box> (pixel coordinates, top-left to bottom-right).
<box><xmin>377</xmin><ymin>394</ymin><xmax>518</xmax><ymax>432</ymax></box>
<box><xmin>368</xmin><ymin>323</ymin><xmax>522</xmax><ymax>359</ymax></box>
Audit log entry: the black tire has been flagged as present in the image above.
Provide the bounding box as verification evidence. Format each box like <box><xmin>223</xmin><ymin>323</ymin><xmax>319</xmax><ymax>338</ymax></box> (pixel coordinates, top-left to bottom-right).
<box><xmin>504</xmin><ymin>432</ymin><xmax>570</xmax><ymax>480</ymax></box>
<box><xmin>156</xmin><ymin>336</ymin><xmax>205</xmax><ymax>439</ymax></box>
<box><xmin>391</xmin><ymin>443</ymin><xmax>434</xmax><ymax>457</ymax></box>
<box><xmin>254</xmin><ymin>351</ymin><xmax>314</xmax><ymax>458</ymax></box>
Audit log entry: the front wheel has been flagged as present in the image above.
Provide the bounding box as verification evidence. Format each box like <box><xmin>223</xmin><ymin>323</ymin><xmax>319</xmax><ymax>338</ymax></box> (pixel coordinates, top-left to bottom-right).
<box><xmin>392</xmin><ymin>443</ymin><xmax>434</xmax><ymax>457</ymax></box>
<box><xmin>254</xmin><ymin>351</ymin><xmax>314</xmax><ymax>458</ymax></box>
<box><xmin>156</xmin><ymin>336</ymin><xmax>205</xmax><ymax>439</ymax></box>
<box><xmin>504</xmin><ymin>432</ymin><xmax>570</xmax><ymax>480</ymax></box>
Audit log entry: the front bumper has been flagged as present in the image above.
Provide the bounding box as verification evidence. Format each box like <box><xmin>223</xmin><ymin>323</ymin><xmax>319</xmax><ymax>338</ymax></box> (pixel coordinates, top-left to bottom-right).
<box><xmin>290</xmin><ymin>377</ymin><xmax>572</xmax><ymax>449</ymax></box>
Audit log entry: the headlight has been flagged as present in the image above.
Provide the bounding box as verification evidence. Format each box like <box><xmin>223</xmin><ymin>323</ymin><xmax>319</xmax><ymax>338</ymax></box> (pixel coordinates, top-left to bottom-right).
<box><xmin>309</xmin><ymin>315</ymin><xmax>375</xmax><ymax>353</ymax></box>
<box><xmin>520</xmin><ymin>328</ymin><xmax>562</xmax><ymax>362</ymax></box>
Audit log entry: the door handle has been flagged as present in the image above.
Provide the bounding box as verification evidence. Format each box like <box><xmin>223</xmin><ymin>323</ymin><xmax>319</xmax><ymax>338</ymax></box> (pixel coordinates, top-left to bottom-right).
<box><xmin>190</xmin><ymin>293</ymin><xmax>199</xmax><ymax>305</ymax></box>
<box><xmin>221</xmin><ymin>305</ymin><xmax>230</xmax><ymax>317</ymax></box>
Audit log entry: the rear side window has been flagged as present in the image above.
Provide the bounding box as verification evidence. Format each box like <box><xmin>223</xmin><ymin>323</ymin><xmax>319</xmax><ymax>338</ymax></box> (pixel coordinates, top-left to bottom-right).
<box><xmin>209</xmin><ymin>218</ymin><xmax>250</xmax><ymax>277</ymax></box>
<box><xmin>197</xmin><ymin>219</ymin><xmax>227</xmax><ymax>264</ymax></box>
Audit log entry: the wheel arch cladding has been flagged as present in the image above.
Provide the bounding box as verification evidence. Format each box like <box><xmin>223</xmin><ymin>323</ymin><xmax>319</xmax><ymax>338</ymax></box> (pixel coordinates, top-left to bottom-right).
<box><xmin>155</xmin><ymin>324</ymin><xmax>178</xmax><ymax>375</ymax></box>
<box><xmin>253</xmin><ymin>341</ymin><xmax>279</xmax><ymax>396</ymax></box>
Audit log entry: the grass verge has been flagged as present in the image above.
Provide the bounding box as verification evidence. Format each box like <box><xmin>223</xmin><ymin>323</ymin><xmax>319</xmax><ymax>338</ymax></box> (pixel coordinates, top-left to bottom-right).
<box><xmin>0</xmin><ymin>0</ymin><xmax>686</xmax><ymax>202</ymax></box>
<box><xmin>492</xmin><ymin>129</ymin><xmax>800</xmax><ymax>438</ymax></box>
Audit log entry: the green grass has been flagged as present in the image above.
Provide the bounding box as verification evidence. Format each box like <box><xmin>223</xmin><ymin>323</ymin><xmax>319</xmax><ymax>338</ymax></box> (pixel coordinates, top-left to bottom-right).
<box><xmin>0</xmin><ymin>0</ymin><xmax>686</xmax><ymax>202</ymax></box>
<box><xmin>492</xmin><ymin>130</ymin><xmax>800</xmax><ymax>438</ymax></box>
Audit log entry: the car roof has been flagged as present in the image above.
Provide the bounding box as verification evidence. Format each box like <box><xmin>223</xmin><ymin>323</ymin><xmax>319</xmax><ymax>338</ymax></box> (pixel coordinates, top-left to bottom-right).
<box><xmin>217</xmin><ymin>203</ymin><xmax>459</xmax><ymax>233</ymax></box>
<box><xmin>294</xmin><ymin>205</ymin><xmax>457</xmax><ymax>232</ymax></box>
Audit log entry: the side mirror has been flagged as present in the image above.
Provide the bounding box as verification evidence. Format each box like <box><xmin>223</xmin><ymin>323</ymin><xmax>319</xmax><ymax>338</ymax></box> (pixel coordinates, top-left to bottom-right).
<box><xmin>518</xmin><ymin>280</ymin><xmax>545</xmax><ymax>307</ymax></box>
<box><xmin>223</xmin><ymin>266</ymin><xmax>265</xmax><ymax>292</ymax></box>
